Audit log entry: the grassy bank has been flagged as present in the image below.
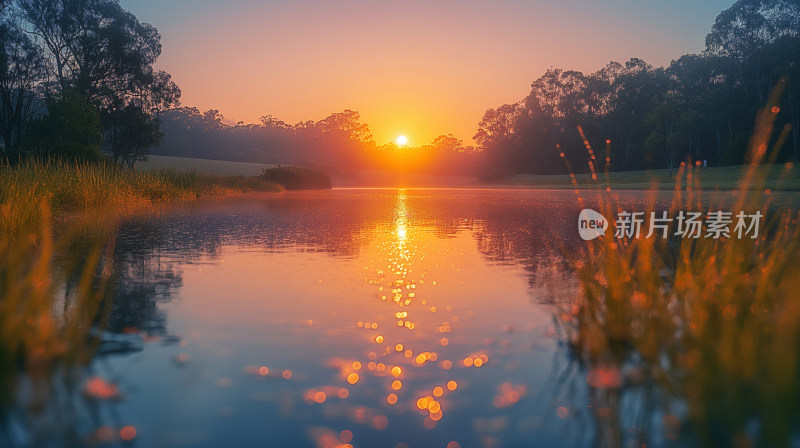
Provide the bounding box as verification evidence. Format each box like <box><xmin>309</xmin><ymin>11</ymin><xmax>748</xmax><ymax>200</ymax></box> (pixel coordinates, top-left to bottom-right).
<box><xmin>139</xmin><ymin>154</ymin><xmax>277</xmax><ymax>176</ymax></box>
<box><xmin>0</xmin><ymin>160</ymin><xmax>283</xmax><ymax>233</ymax></box>
<box><xmin>484</xmin><ymin>163</ymin><xmax>800</xmax><ymax>191</ymax></box>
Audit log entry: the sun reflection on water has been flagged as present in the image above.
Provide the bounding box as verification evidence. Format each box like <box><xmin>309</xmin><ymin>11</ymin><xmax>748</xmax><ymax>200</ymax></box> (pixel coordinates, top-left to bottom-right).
<box><xmin>301</xmin><ymin>190</ymin><xmax>482</xmax><ymax>440</ymax></box>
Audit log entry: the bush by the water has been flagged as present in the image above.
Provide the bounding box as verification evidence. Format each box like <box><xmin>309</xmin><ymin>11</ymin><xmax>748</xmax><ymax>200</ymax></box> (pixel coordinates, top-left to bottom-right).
<box><xmin>261</xmin><ymin>166</ymin><xmax>332</xmax><ymax>190</ymax></box>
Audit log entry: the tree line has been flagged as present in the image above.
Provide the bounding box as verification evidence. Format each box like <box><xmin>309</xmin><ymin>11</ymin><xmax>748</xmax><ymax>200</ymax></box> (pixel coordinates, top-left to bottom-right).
<box><xmin>475</xmin><ymin>0</ymin><xmax>800</xmax><ymax>174</ymax></box>
<box><xmin>154</xmin><ymin>107</ymin><xmax>484</xmax><ymax>174</ymax></box>
<box><xmin>0</xmin><ymin>0</ymin><xmax>179</xmax><ymax>167</ymax></box>
<box><xmin>154</xmin><ymin>0</ymin><xmax>800</xmax><ymax>176</ymax></box>
<box><xmin>1</xmin><ymin>0</ymin><xmax>797</xmax><ymax>175</ymax></box>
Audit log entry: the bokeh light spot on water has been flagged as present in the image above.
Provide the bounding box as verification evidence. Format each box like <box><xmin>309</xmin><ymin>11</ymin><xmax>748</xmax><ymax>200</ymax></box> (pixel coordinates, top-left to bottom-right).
<box><xmin>557</xmin><ymin>406</ymin><xmax>569</xmax><ymax>418</ymax></box>
<box><xmin>387</xmin><ymin>393</ymin><xmax>398</xmax><ymax>405</ymax></box>
<box><xmin>494</xmin><ymin>383</ymin><xmax>526</xmax><ymax>408</ymax></box>
<box><xmin>586</xmin><ymin>367</ymin><xmax>622</xmax><ymax>388</ymax></box>
<box><xmin>347</xmin><ymin>373</ymin><xmax>359</xmax><ymax>384</ymax></box>
<box><xmin>339</xmin><ymin>429</ymin><xmax>353</xmax><ymax>443</ymax></box>
<box><xmin>83</xmin><ymin>377</ymin><xmax>120</xmax><ymax>400</ymax></box>
<box><xmin>417</xmin><ymin>396</ymin><xmax>431</xmax><ymax>410</ymax></box>
<box><xmin>373</xmin><ymin>415</ymin><xmax>389</xmax><ymax>430</ymax></box>
<box><xmin>93</xmin><ymin>426</ymin><xmax>114</xmax><ymax>443</ymax></box>
<box><xmin>119</xmin><ymin>425</ymin><xmax>136</xmax><ymax>441</ymax></box>
<box><xmin>447</xmin><ymin>380</ymin><xmax>458</xmax><ymax>391</ymax></box>
<box><xmin>282</xmin><ymin>370</ymin><xmax>293</xmax><ymax>380</ymax></box>
<box><xmin>433</xmin><ymin>386</ymin><xmax>443</xmax><ymax>397</ymax></box>
<box><xmin>391</xmin><ymin>380</ymin><xmax>403</xmax><ymax>390</ymax></box>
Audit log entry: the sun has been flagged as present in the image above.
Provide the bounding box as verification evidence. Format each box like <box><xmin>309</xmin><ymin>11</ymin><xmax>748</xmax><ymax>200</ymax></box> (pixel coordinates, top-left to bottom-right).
<box><xmin>396</xmin><ymin>135</ymin><xmax>408</xmax><ymax>146</ymax></box>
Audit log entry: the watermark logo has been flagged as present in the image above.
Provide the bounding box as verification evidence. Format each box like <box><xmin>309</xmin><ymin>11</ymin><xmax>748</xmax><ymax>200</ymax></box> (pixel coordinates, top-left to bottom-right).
<box><xmin>577</xmin><ymin>209</ymin><xmax>763</xmax><ymax>241</ymax></box>
<box><xmin>578</xmin><ymin>209</ymin><xmax>609</xmax><ymax>241</ymax></box>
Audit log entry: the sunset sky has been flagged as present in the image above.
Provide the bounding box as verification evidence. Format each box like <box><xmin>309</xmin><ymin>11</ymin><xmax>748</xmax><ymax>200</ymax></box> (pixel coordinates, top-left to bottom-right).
<box><xmin>122</xmin><ymin>0</ymin><xmax>734</xmax><ymax>146</ymax></box>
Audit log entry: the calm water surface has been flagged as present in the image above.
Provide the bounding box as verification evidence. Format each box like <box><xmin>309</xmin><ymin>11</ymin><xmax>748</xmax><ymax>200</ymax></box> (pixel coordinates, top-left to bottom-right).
<box><xmin>10</xmin><ymin>188</ymin><xmax>797</xmax><ymax>448</ymax></box>
<box><xmin>103</xmin><ymin>189</ymin><xmax>587</xmax><ymax>448</ymax></box>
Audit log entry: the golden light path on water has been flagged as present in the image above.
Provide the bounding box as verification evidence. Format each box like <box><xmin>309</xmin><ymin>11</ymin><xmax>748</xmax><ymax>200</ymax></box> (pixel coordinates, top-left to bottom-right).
<box><xmin>305</xmin><ymin>190</ymin><xmax>483</xmax><ymax>442</ymax></box>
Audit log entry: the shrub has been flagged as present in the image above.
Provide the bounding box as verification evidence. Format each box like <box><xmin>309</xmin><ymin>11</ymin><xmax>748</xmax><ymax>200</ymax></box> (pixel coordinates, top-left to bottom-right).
<box><xmin>260</xmin><ymin>166</ymin><xmax>332</xmax><ymax>190</ymax></box>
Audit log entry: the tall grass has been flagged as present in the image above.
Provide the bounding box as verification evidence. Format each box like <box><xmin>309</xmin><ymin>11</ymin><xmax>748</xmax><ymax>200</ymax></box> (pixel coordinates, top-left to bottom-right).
<box><xmin>556</xmin><ymin>82</ymin><xmax>800</xmax><ymax>446</ymax></box>
<box><xmin>0</xmin><ymin>159</ymin><xmax>282</xmax><ymax>235</ymax></box>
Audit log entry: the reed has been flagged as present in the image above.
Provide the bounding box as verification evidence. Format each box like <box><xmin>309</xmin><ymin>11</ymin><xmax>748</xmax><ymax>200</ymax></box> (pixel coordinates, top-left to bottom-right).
<box><xmin>0</xmin><ymin>159</ymin><xmax>282</xmax><ymax>235</ymax></box>
<box><xmin>556</xmin><ymin>83</ymin><xmax>800</xmax><ymax>446</ymax></box>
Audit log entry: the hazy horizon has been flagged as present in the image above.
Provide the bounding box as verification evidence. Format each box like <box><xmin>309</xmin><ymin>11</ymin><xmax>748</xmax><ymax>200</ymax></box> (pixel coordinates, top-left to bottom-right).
<box><xmin>120</xmin><ymin>0</ymin><xmax>735</xmax><ymax>146</ymax></box>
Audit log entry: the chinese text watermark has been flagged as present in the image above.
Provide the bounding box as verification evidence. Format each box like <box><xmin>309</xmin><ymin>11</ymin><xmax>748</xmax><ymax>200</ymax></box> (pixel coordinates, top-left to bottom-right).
<box><xmin>579</xmin><ymin>209</ymin><xmax>762</xmax><ymax>241</ymax></box>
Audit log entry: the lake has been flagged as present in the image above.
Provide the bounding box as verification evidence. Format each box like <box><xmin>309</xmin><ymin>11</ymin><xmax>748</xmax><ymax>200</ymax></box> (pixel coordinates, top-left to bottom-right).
<box><xmin>4</xmin><ymin>188</ymin><xmax>800</xmax><ymax>448</ymax></box>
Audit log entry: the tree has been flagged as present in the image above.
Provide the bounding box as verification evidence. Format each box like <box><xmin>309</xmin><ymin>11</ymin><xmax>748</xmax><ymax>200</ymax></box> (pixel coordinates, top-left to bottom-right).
<box><xmin>0</xmin><ymin>23</ymin><xmax>46</xmax><ymax>159</ymax></box>
<box><xmin>16</xmin><ymin>0</ymin><xmax>180</xmax><ymax>165</ymax></box>
<box><xmin>26</xmin><ymin>90</ymin><xmax>103</xmax><ymax>161</ymax></box>
<box><xmin>474</xmin><ymin>103</ymin><xmax>525</xmax><ymax>171</ymax></box>
<box><xmin>306</xmin><ymin>110</ymin><xmax>374</xmax><ymax>166</ymax></box>
<box><xmin>706</xmin><ymin>0</ymin><xmax>800</xmax><ymax>59</ymax></box>
<box><xmin>430</xmin><ymin>134</ymin><xmax>464</xmax><ymax>153</ymax></box>
<box><xmin>311</xmin><ymin>110</ymin><xmax>372</xmax><ymax>145</ymax></box>
<box><xmin>706</xmin><ymin>0</ymin><xmax>800</xmax><ymax>104</ymax></box>
<box><xmin>644</xmin><ymin>93</ymin><xmax>695</xmax><ymax>170</ymax></box>
<box><xmin>103</xmin><ymin>101</ymin><xmax>161</xmax><ymax>168</ymax></box>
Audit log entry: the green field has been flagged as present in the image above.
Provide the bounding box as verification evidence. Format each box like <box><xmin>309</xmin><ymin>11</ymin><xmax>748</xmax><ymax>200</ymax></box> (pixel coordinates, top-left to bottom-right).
<box><xmin>138</xmin><ymin>155</ymin><xmax>276</xmax><ymax>176</ymax></box>
<box><xmin>491</xmin><ymin>164</ymin><xmax>800</xmax><ymax>191</ymax></box>
<box><xmin>138</xmin><ymin>156</ymin><xmax>800</xmax><ymax>191</ymax></box>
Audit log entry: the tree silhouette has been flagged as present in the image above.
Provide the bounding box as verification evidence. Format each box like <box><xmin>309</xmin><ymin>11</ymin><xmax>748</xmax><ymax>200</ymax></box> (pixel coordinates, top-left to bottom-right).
<box><xmin>15</xmin><ymin>0</ymin><xmax>180</xmax><ymax>165</ymax></box>
<box><xmin>0</xmin><ymin>24</ymin><xmax>46</xmax><ymax>158</ymax></box>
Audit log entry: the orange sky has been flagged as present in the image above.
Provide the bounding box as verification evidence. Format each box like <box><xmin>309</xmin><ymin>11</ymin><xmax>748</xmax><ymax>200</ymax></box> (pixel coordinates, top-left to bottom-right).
<box><xmin>122</xmin><ymin>0</ymin><xmax>733</xmax><ymax>145</ymax></box>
